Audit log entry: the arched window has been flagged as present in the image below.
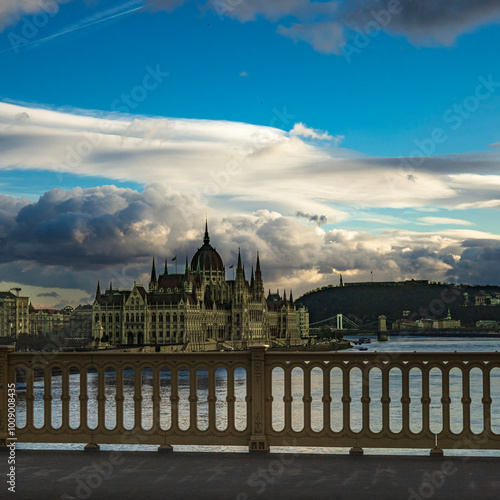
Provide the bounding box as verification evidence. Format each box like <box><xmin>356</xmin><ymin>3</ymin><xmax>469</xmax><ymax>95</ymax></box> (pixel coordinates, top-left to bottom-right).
<box><xmin>126</xmin><ymin>313</ymin><xmax>129</xmax><ymax>322</ymax></box>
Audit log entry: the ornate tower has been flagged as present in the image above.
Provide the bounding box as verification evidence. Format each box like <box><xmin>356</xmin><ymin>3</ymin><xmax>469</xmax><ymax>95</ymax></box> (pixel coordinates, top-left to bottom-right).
<box><xmin>149</xmin><ymin>256</ymin><xmax>157</xmax><ymax>292</ymax></box>
<box><xmin>254</xmin><ymin>252</ymin><xmax>265</xmax><ymax>300</ymax></box>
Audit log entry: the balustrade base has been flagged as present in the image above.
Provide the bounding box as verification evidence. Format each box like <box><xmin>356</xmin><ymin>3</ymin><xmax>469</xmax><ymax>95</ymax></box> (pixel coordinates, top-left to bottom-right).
<box><xmin>84</xmin><ymin>443</ymin><xmax>100</xmax><ymax>452</ymax></box>
<box><xmin>430</xmin><ymin>447</ymin><xmax>444</xmax><ymax>457</ymax></box>
<box><xmin>249</xmin><ymin>440</ymin><xmax>269</xmax><ymax>454</ymax></box>
<box><xmin>158</xmin><ymin>445</ymin><xmax>173</xmax><ymax>453</ymax></box>
<box><xmin>349</xmin><ymin>447</ymin><xmax>364</xmax><ymax>456</ymax></box>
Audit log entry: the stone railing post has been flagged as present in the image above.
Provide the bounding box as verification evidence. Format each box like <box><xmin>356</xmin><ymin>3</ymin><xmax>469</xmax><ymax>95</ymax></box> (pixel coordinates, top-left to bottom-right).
<box><xmin>0</xmin><ymin>345</ymin><xmax>15</xmax><ymax>449</ymax></box>
<box><xmin>249</xmin><ymin>345</ymin><xmax>269</xmax><ymax>453</ymax></box>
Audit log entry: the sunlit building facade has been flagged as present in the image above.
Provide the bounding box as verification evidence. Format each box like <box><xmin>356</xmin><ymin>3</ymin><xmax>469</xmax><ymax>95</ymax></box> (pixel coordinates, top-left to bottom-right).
<box><xmin>0</xmin><ymin>291</ymin><xmax>29</xmax><ymax>338</ymax></box>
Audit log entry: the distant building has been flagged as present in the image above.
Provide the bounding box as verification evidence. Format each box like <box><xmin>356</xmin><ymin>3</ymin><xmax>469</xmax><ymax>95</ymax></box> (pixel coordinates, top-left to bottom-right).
<box><xmin>476</xmin><ymin>320</ymin><xmax>499</xmax><ymax>330</ymax></box>
<box><xmin>29</xmin><ymin>304</ymin><xmax>93</xmax><ymax>339</ymax></box>
<box><xmin>474</xmin><ymin>292</ymin><xmax>500</xmax><ymax>306</ymax></box>
<box><xmin>30</xmin><ymin>308</ymin><xmax>66</xmax><ymax>337</ymax></box>
<box><xmin>92</xmin><ymin>221</ymin><xmax>307</xmax><ymax>349</ymax></box>
<box><xmin>432</xmin><ymin>309</ymin><xmax>461</xmax><ymax>329</ymax></box>
<box><xmin>296</xmin><ymin>304</ymin><xmax>309</xmax><ymax>338</ymax></box>
<box><xmin>0</xmin><ymin>291</ymin><xmax>29</xmax><ymax>338</ymax></box>
<box><xmin>415</xmin><ymin>318</ymin><xmax>433</xmax><ymax>330</ymax></box>
<box><xmin>69</xmin><ymin>304</ymin><xmax>93</xmax><ymax>338</ymax></box>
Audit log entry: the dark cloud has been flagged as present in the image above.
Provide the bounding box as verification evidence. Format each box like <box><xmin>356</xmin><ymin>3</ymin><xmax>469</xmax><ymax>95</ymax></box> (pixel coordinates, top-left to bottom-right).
<box><xmin>3</xmin><ymin>1</ymin><xmax>499</xmax><ymax>52</ymax></box>
<box><xmin>0</xmin><ymin>195</ymin><xmax>31</xmax><ymax>238</ymax></box>
<box><xmin>147</xmin><ymin>0</ymin><xmax>500</xmax><ymax>52</ymax></box>
<box><xmin>462</xmin><ymin>238</ymin><xmax>500</xmax><ymax>248</ymax></box>
<box><xmin>0</xmin><ymin>194</ymin><xmax>31</xmax><ymax>214</ymax></box>
<box><xmin>296</xmin><ymin>211</ymin><xmax>328</xmax><ymax>226</ymax></box>
<box><xmin>448</xmin><ymin>242</ymin><xmax>500</xmax><ymax>284</ymax></box>
<box><xmin>1</xmin><ymin>185</ymin><xmax>499</xmax><ymax>299</ymax></box>
<box><xmin>0</xmin><ymin>184</ymin><xmax>216</xmax><ymax>289</ymax></box>
<box><xmin>340</xmin><ymin>0</ymin><xmax>500</xmax><ymax>45</ymax></box>
<box><xmin>2</xmin><ymin>184</ymin><xmax>205</xmax><ymax>268</ymax></box>
<box><xmin>37</xmin><ymin>292</ymin><xmax>61</xmax><ymax>298</ymax></box>
<box><xmin>333</xmin><ymin>154</ymin><xmax>500</xmax><ymax>175</ymax></box>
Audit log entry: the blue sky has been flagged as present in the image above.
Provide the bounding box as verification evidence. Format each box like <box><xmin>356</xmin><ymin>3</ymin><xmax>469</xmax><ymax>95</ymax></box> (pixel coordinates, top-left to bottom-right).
<box><xmin>1</xmin><ymin>0</ymin><xmax>500</xmax><ymax>306</ymax></box>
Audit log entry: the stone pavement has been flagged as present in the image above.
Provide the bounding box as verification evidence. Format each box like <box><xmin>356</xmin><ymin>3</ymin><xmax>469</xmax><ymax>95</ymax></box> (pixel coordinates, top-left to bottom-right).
<box><xmin>2</xmin><ymin>450</ymin><xmax>500</xmax><ymax>500</ymax></box>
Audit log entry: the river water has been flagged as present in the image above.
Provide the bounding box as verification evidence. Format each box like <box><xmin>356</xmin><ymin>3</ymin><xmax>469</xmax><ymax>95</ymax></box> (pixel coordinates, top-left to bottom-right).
<box><xmin>15</xmin><ymin>337</ymin><xmax>500</xmax><ymax>456</ymax></box>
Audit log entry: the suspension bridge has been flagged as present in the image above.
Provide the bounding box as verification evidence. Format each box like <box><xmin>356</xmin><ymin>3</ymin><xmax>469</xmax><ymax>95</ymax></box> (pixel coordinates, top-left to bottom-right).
<box><xmin>309</xmin><ymin>314</ymin><xmax>379</xmax><ymax>331</ymax></box>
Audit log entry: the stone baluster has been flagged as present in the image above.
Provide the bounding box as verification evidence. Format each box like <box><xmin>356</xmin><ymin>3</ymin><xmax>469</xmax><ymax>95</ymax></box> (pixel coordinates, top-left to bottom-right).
<box><xmin>249</xmin><ymin>345</ymin><xmax>268</xmax><ymax>452</ymax></box>
<box><xmin>226</xmin><ymin>367</ymin><xmax>236</xmax><ymax>432</ymax></box>
<box><xmin>381</xmin><ymin>365</ymin><xmax>391</xmax><ymax>434</ymax></box>
<box><xmin>322</xmin><ymin>366</ymin><xmax>332</xmax><ymax>433</ymax></box>
<box><xmin>303</xmin><ymin>366</ymin><xmax>312</xmax><ymax>433</ymax></box>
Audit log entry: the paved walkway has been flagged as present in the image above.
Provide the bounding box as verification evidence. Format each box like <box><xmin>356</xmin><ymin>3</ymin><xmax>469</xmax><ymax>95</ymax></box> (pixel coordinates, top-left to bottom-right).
<box><xmin>2</xmin><ymin>450</ymin><xmax>500</xmax><ymax>499</ymax></box>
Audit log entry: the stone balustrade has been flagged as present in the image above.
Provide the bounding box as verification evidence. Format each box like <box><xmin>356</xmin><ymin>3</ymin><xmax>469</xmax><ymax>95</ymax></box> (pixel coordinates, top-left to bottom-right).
<box><xmin>1</xmin><ymin>345</ymin><xmax>500</xmax><ymax>455</ymax></box>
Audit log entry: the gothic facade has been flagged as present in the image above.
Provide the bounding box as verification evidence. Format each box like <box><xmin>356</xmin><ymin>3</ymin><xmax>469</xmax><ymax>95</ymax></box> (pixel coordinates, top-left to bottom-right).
<box><xmin>92</xmin><ymin>222</ymin><xmax>307</xmax><ymax>349</ymax></box>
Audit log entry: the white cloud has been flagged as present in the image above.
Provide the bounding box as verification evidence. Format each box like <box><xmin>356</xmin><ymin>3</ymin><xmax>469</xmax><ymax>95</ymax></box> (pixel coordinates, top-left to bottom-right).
<box><xmin>0</xmin><ymin>0</ymin><xmax>66</xmax><ymax>31</ymax></box>
<box><xmin>239</xmin><ymin>71</ymin><xmax>248</xmax><ymax>77</ymax></box>
<box><xmin>417</xmin><ymin>217</ymin><xmax>475</xmax><ymax>226</ymax></box>
<box><xmin>290</xmin><ymin>122</ymin><xmax>335</xmax><ymax>141</ymax></box>
<box><xmin>2</xmin><ymin>101</ymin><xmax>500</xmax><ymax>223</ymax></box>
<box><xmin>456</xmin><ymin>200</ymin><xmax>500</xmax><ymax>210</ymax></box>
<box><xmin>449</xmin><ymin>174</ymin><xmax>500</xmax><ymax>189</ymax></box>
<box><xmin>415</xmin><ymin>207</ymin><xmax>440</xmax><ymax>213</ymax></box>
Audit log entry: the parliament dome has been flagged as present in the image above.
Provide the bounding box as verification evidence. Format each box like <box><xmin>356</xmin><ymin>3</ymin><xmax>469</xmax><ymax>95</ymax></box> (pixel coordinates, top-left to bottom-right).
<box><xmin>190</xmin><ymin>222</ymin><xmax>224</xmax><ymax>272</ymax></box>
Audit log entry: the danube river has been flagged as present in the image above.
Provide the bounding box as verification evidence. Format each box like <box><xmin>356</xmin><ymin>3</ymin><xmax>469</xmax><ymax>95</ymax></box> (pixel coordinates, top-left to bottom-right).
<box><xmin>15</xmin><ymin>336</ymin><xmax>500</xmax><ymax>456</ymax></box>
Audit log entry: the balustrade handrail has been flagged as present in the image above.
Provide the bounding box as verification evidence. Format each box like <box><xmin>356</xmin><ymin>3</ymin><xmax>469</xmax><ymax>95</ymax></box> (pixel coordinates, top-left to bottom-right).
<box><xmin>1</xmin><ymin>345</ymin><xmax>500</xmax><ymax>455</ymax></box>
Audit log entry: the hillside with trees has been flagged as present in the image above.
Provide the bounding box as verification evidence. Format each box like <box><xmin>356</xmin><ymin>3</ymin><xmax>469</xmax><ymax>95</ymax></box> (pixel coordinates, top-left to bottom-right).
<box><xmin>296</xmin><ymin>280</ymin><xmax>500</xmax><ymax>328</ymax></box>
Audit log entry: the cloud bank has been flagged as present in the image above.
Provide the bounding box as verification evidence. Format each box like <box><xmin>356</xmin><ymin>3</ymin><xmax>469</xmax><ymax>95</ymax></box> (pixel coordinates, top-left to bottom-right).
<box><xmin>1</xmin><ymin>184</ymin><xmax>500</xmax><ymax>303</ymax></box>
<box><xmin>2</xmin><ymin>1</ymin><xmax>500</xmax><ymax>54</ymax></box>
<box><xmin>1</xmin><ymin>101</ymin><xmax>500</xmax><ymax>299</ymax></box>
<box><xmin>146</xmin><ymin>0</ymin><xmax>500</xmax><ymax>54</ymax></box>
<box><xmin>2</xmin><ymin>101</ymin><xmax>500</xmax><ymax>218</ymax></box>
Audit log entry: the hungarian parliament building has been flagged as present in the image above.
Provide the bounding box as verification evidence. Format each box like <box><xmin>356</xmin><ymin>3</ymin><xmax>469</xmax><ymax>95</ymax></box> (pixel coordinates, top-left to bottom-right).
<box><xmin>92</xmin><ymin>221</ymin><xmax>309</xmax><ymax>349</ymax></box>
